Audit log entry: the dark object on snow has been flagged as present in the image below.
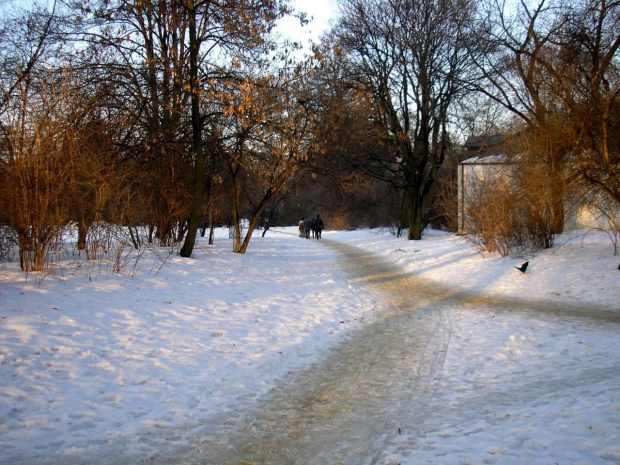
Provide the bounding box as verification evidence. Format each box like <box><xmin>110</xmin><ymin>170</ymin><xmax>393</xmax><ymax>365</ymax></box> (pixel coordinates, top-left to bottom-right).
<box><xmin>514</xmin><ymin>261</ymin><xmax>529</xmax><ymax>273</ymax></box>
<box><xmin>618</xmin><ymin>263</ymin><xmax>620</xmax><ymax>270</ymax></box>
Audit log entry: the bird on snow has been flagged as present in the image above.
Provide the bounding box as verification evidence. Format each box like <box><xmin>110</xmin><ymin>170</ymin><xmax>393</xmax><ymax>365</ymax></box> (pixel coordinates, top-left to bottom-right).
<box><xmin>514</xmin><ymin>261</ymin><xmax>529</xmax><ymax>273</ymax></box>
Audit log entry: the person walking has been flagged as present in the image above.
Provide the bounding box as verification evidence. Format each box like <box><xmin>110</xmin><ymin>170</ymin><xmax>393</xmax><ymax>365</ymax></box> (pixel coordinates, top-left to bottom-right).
<box><xmin>313</xmin><ymin>214</ymin><xmax>324</xmax><ymax>239</ymax></box>
<box><xmin>261</xmin><ymin>218</ymin><xmax>270</xmax><ymax>237</ymax></box>
<box><xmin>303</xmin><ymin>217</ymin><xmax>314</xmax><ymax>239</ymax></box>
<box><xmin>299</xmin><ymin>217</ymin><xmax>305</xmax><ymax>238</ymax></box>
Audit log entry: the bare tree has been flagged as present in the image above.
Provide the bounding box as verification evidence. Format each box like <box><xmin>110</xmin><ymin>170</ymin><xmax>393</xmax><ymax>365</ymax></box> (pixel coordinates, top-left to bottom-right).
<box><xmin>557</xmin><ymin>0</ymin><xmax>620</xmax><ymax>211</ymax></box>
<box><xmin>336</xmin><ymin>0</ymin><xmax>477</xmax><ymax>239</ymax></box>
<box><xmin>0</xmin><ymin>2</ymin><xmax>80</xmax><ymax>271</ymax></box>
<box><xmin>0</xmin><ymin>1</ymin><xmax>60</xmax><ymax>116</ymax></box>
<box><xmin>297</xmin><ymin>40</ymin><xmax>402</xmax><ymax>230</ymax></box>
<box><xmin>1</xmin><ymin>73</ymin><xmax>81</xmax><ymax>270</ymax></box>
<box><xmin>71</xmin><ymin>0</ymin><xmax>194</xmax><ymax>246</ymax></box>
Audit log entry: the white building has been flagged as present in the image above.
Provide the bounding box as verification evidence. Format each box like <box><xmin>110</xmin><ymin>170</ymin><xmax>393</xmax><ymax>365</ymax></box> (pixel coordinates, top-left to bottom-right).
<box><xmin>457</xmin><ymin>135</ymin><xmax>619</xmax><ymax>234</ymax></box>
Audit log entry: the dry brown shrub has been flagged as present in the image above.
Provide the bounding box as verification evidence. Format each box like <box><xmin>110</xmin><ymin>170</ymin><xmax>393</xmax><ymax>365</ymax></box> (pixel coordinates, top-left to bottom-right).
<box><xmin>465</xmin><ymin>159</ymin><xmax>557</xmax><ymax>257</ymax></box>
<box><xmin>1</xmin><ymin>96</ymin><xmax>72</xmax><ymax>271</ymax></box>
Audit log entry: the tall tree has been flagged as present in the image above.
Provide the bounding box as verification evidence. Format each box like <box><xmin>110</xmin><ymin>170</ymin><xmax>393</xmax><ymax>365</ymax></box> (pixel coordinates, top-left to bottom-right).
<box><xmin>336</xmin><ymin>0</ymin><xmax>476</xmax><ymax>239</ymax></box>
<box><xmin>303</xmin><ymin>40</ymin><xmax>402</xmax><ymax>230</ymax></box>
<box><xmin>555</xmin><ymin>0</ymin><xmax>620</xmax><ymax>213</ymax></box>
<box><xmin>0</xmin><ymin>1</ymin><xmax>60</xmax><ymax>116</ymax></box>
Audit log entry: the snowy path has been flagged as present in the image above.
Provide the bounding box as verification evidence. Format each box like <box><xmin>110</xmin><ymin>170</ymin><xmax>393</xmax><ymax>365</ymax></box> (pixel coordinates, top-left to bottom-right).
<box><xmin>190</xmin><ymin>239</ymin><xmax>453</xmax><ymax>464</ymax></box>
<box><xmin>175</xmin><ymin>239</ymin><xmax>620</xmax><ymax>464</ymax></box>
<box><xmin>4</xmin><ymin>230</ymin><xmax>617</xmax><ymax>464</ymax></box>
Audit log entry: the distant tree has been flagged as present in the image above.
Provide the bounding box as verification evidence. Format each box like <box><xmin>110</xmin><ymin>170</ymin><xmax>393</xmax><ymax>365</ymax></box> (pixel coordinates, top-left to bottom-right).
<box><xmin>336</xmin><ymin>0</ymin><xmax>477</xmax><ymax>239</ymax></box>
<box><xmin>301</xmin><ymin>41</ymin><xmax>402</xmax><ymax>230</ymax></box>
<box><xmin>61</xmin><ymin>110</ymin><xmax>121</xmax><ymax>256</ymax></box>
<box><xmin>216</xmin><ymin>67</ymin><xmax>320</xmax><ymax>253</ymax></box>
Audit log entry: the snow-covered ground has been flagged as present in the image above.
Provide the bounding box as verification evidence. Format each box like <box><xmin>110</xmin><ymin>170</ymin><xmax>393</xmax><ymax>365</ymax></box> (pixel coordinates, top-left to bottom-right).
<box><xmin>0</xmin><ymin>226</ymin><xmax>619</xmax><ymax>464</ymax></box>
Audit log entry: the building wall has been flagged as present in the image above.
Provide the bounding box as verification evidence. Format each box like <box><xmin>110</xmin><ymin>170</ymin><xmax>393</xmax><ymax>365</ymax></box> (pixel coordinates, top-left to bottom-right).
<box><xmin>564</xmin><ymin>194</ymin><xmax>620</xmax><ymax>231</ymax></box>
<box><xmin>457</xmin><ymin>159</ymin><xmax>514</xmax><ymax>234</ymax></box>
<box><xmin>458</xmin><ymin>157</ymin><xmax>620</xmax><ymax>234</ymax></box>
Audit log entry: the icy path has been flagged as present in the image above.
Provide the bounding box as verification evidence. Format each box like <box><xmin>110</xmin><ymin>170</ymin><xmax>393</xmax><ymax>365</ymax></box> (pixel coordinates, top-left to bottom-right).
<box><xmin>176</xmin><ymin>240</ymin><xmax>620</xmax><ymax>464</ymax></box>
<box><xmin>191</xmin><ymin>240</ymin><xmax>453</xmax><ymax>464</ymax></box>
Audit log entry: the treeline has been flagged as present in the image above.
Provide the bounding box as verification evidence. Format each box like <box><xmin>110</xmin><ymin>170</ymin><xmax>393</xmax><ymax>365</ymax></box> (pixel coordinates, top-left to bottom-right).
<box><xmin>0</xmin><ymin>0</ymin><xmax>618</xmax><ymax>272</ymax></box>
<box><xmin>289</xmin><ymin>0</ymin><xmax>620</xmax><ymax>253</ymax></box>
<box><xmin>0</xmin><ymin>0</ymin><xmax>322</xmax><ymax>271</ymax></box>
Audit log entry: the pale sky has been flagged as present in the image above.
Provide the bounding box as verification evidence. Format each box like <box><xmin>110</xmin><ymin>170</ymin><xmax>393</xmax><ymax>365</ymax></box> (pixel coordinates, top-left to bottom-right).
<box><xmin>277</xmin><ymin>0</ymin><xmax>339</xmax><ymax>47</ymax></box>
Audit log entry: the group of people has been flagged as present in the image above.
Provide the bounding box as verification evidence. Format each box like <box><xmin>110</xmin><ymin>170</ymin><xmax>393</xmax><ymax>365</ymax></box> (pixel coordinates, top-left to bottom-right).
<box><xmin>299</xmin><ymin>215</ymin><xmax>324</xmax><ymax>239</ymax></box>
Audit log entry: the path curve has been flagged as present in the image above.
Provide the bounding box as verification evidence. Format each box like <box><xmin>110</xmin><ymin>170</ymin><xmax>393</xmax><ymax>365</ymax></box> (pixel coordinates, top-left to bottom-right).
<box><xmin>190</xmin><ymin>239</ymin><xmax>453</xmax><ymax>464</ymax></box>
<box><xmin>176</xmin><ymin>238</ymin><xmax>620</xmax><ymax>464</ymax></box>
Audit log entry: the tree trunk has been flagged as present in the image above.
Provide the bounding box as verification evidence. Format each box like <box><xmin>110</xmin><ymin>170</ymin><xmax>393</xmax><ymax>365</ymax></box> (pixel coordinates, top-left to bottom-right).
<box><xmin>407</xmin><ymin>196</ymin><xmax>423</xmax><ymax>240</ymax></box>
<box><xmin>550</xmin><ymin>163</ymin><xmax>565</xmax><ymax>235</ymax></box>
<box><xmin>18</xmin><ymin>234</ymin><xmax>45</xmax><ymax>272</ymax></box>
<box><xmin>239</xmin><ymin>216</ymin><xmax>261</xmax><ymax>253</ymax></box>
<box><xmin>230</xmin><ymin>167</ymin><xmax>242</xmax><ymax>252</ymax></box>
<box><xmin>77</xmin><ymin>218</ymin><xmax>88</xmax><ymax>251</ymax></box>
<box><xmin>128</xmin><ymin>225</ymin><xmax>140</xmax><ymax>249</ymax></box>
<box><xmin>179</xmin><ymin>1</ymin><xmax>203</xmax><ymax>258</ymax></box>
<box><xmin>209</xmin><ymin>222</ymin><xmax>215</xmax><ymax>245</ymax></box>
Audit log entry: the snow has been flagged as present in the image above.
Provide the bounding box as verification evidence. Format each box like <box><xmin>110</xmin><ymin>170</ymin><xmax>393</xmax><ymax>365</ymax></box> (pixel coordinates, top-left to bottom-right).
<box><xmin>461</xmin><ymin>153</ymin><xmax>512</xmax><ymax>164</ymax></box>
<box><xmin>1</xmin><ymin>226</ymin><xmax>619</xmax><ymax>464</ymax></box>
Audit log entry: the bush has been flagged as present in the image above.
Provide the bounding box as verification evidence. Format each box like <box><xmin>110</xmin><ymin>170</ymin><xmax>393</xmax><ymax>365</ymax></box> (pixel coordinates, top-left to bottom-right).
<box><xmin>465</xmin><ymin>160</ymin><xmax>557</xmax><ymax>257</ymax></box>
